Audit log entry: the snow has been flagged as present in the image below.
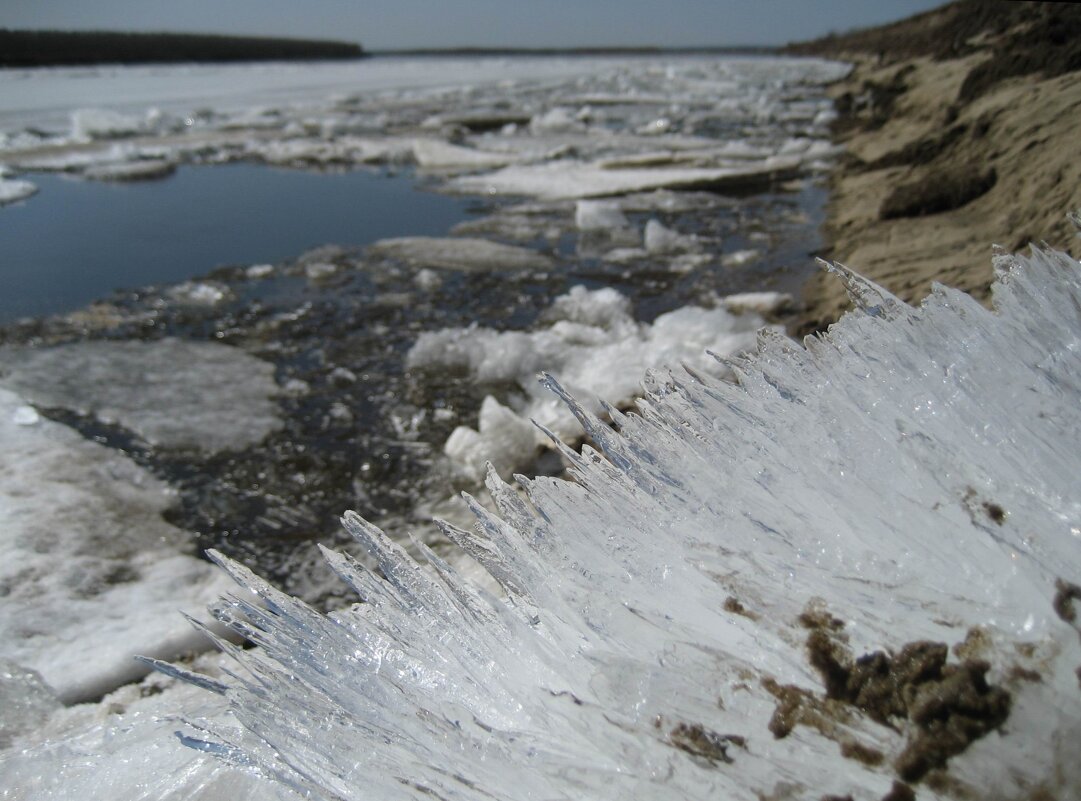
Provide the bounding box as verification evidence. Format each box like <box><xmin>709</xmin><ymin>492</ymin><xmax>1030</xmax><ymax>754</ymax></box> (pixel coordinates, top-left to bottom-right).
<box><xmin>0</xmin><ymin>339</ymin><xmax>282</xmax><ymax>453</ymax></box>
<box><xmin>0</xmin><ymin>386</ymin><xmax>236</xmax><ymax>704</ymax></box>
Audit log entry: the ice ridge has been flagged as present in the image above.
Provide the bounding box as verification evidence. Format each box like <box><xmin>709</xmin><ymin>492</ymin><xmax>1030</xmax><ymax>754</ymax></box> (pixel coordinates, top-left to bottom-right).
<box><xmin>170</xmin><ymin>246</ymin><xmax>1081</xmax><ymax>800</ymax></box>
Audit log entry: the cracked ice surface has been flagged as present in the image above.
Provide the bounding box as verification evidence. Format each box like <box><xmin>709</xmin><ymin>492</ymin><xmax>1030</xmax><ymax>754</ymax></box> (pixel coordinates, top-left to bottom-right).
<box><xmin>0</xmin><ymin>387</ymin><xmax>236</xmax><ymax>705</ymax></box>
<box><xmin>118</xmin><ymin>245</ymin><xmax>1080</xmax><ymax>800</ymax></box>
<box><xmin>0</xmin><ymin>339</ymin><xmax>281</xmax><ymax>453</ymax></box>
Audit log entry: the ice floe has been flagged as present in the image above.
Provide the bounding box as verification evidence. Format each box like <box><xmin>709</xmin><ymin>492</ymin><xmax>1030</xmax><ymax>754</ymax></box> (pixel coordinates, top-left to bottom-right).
<box><xmin>450</xmin><ymin>157</ymin><xmax>803</xmax><ymax>200</ymax></box>
<box><xmin>368</xmin><ymin>236</ymin><xmax>554</xmax><ymax>272</ymax></box>
<box><xmin>0</xmin><ymin>339</ymin><xmax>281</xmax><ymax>453</ymax></box>
<box><xmin>0</xmin><ymin>175</ymin><xmax>36</xmax><ymax>205</ymax></box>
<box><xmin>0</xmin><ymin>386</ymin><xmax>235</xmax><ymax>703</ymax></box>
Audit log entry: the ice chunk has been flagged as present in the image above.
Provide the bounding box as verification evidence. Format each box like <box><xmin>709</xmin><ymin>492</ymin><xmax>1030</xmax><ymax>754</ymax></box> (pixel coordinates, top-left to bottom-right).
<box><xmin>444</xmin><ymin>396</ymin><xmax>538</xmax><ymax>482</ymax></box>
<box><xmin>643</xmin><ymin>218</ymin><xmax>699</xmax><ymax>254</ymax></box>
<box><xmin>170</xmin><ymin>246</ymin><xmax>1081</xmax><ymax>801</ymax></box>
<box><xmin>368</xmin><ymin>236</ymin><xmax>554</xmax><ymax>272</ymax></box>
<box><xmin>0</xmin><ymin>387</ymin><xmax>235</xmax><ymax>703</ymax></box>
<box><xmin>721</xmin><ymin>248</ymin><xmax>760</xmax><ymax>267</ymax></box>
<box><xmin>0</xmin><ymin>657</ymin><xmax>292</xmax><ymax>800</ymax></box>
<box><xmin>0</xmin><ymin>176</ymin><xmax>37</xmax><ymax>205</ymax></box>
<box><xmin>168</xmin><ymin>280</ymin><xmax>232</xmax><ymax>306</ymax></box>
<box><xmin>450</xmin><ymin>157</ymin><xmax>802</xmax><ymax>199</ymax></box>
<box><xmin>721</xmin><ymin>291</ymin><xmax>794</xmax><ymax>315</ymax></box>
<box><xmin>411</xmin><ymin>138</ymin><xmax>515</xmax><ymax>171</ymax></box>
<box><xmin>409</xmin><ymin>285</ymin><xmax>769</xmax><ymax>444</ymax></box>
<box><xmin>529</xmin><ymin>107</ymin><xmax>585</xmax><ymax>133</ymax></box>
<box><xmin>0</xmin><ymin>659</ymin><xmax>62</xmax><ymax>749</ymax></box>
<box><xmin>71</xmin><ymin>108</ymin><xmax>145</xmax><ymax>140</ymax></box>
<box><xmin>574</xmin><ymin>199</ymin><xmax>629</xmax><ymax>231</ymax></box>
<box><xmin>81</xmin><ymin>157</ymin><xmax>177</xmax><ymax>181</ymax></box>
<box><xmin>0</xmin><ymin>339</ymin><xmax>281</xmax><ymax>453</ymax></box>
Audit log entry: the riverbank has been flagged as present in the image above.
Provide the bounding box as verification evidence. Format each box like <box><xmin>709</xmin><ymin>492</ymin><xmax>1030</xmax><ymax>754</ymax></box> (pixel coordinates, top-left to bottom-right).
<box><xmin>790</xmin><ymin>0</ymin><xmax>1081</xmax><ymax>333</ymax></box>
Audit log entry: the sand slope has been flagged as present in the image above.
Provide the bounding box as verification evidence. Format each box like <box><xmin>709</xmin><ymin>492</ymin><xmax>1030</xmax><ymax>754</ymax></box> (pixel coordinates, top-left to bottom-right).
<box><xmin>791</xmin><ymin>1</ymin><xmax>1081</xmax><ymax>331</ymax></box>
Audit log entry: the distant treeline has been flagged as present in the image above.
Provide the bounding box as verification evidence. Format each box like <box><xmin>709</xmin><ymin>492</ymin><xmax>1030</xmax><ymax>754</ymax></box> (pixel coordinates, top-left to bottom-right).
<box><xmin>373</xmin><ymin>45</ymin><xmax>778</xmax><ymax>58</ymax></box>
<box><xmin>0</xmin><ymin>29</ymin><xmax>365</xmax><ymax>67</ymax></box>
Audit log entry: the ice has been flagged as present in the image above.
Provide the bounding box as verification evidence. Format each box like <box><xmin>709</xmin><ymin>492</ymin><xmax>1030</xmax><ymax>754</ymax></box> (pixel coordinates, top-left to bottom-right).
<box><xmin>368</xmin><ymin>236</ymin><xmax>554</xmax><ymax>272</ymax></box>
<box><xmin>575</xmin><ymin>199</ymin><xmax>629</xmax><ymax>231</ymax></box>
<box><xmin>71</xmin><ymin>108</ymin><xmax>147</xmax><ymax>140</ymax></box>
<box><xmin>0</xmin><ymin>386</ymin><xmax>236</xmax><ymax>703</ymax></box>
<box><xmin>0</xmin><ymin>655</ymin><xmax>292</xmax><ymax>801</ymax></box>
<box><xmin>409</xmin><ymin>285</ymin><xmax>773</xmax><ymax>458</ymax></box>
<box><xmin>721</xmin><ymin>291</ymin><xmax>794</xmax><ymax>316</ymax></box>
<box><xmin>0</xmin><ymin>176</ymin><xmax>37</xmax><ymax>205</ymax></box>
<box><xmin>643</xmin><ymin>218</ymin><xmax>700</xmax><ymax>254</ymax></box>
<box><xmin>444</xmin><ymin>396</ymin><xmax>539</xmax><ymax>483</ymax></box>
<box><xmin>157</xmin><ymin>245</ymin><xmax>1081</xmax><ymax>800</ymax></box>
<box><xmin>0</xmin><ymin>339</ymin><xmax>281</xmax><ymax>453</ymax></box>
<box><xmin>449</xmin><ymin>156</ymin><xmax>803</xmax><ymax>199</ymax></box>
<box><xmin>0</xmin><ymin>660</ymin><xmax>62</xmax><ymax>749</ymax></box>
<box><xmin>81</xmin><ymin>157</ymin><xmax>177</xmax><ymax>181</ymax></box>
<box><xmin>411</xmin><ymin>138</ymin><xmax>516</xmax><ymax>172</ymax></box>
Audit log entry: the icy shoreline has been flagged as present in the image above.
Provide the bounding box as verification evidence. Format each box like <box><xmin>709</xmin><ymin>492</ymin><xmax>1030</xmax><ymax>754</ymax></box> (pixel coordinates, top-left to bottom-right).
<box><xmin>4</xmin><ymin>243</ymin><xmax>1079</xmax><ymax>800</ymax></box>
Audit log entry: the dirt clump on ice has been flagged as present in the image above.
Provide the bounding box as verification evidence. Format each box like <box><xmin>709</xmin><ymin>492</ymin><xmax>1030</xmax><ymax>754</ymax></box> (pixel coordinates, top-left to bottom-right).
<box><xmin>787</xmin><ymin>1</ymin><xmax>1081</xmax><ymax>333</ymax></box>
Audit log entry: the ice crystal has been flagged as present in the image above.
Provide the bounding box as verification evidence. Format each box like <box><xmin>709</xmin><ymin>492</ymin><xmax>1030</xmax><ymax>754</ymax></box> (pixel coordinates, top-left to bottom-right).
<box><xmin>173</xmin><ymin>246</ymin><xmax>1081</xmax><ymax>800</ymax></box>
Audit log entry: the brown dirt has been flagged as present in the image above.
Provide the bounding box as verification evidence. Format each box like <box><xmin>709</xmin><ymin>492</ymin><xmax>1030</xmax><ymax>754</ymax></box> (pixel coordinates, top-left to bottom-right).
<box><xmin>766</xmin><ymin>611</ymin><xmax>1011</xmax><ymax>788</ymax></box>
<box><xmin>668</xmin><ymin>722</ymin><xmax>746</xmax><ymax>763</ymax></box>
<box><xmin>789</xmin><ymin>1</ymin><xmax>1081</xmax><ymax>334</ymax></box>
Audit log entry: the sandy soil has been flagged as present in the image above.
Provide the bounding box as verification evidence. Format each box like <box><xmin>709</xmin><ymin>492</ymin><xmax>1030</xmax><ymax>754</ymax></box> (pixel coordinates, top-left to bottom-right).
<box><xmin>791</xmin><ymin>2</ymin><xmax>1081</xmax><ymax>333</ymax></box>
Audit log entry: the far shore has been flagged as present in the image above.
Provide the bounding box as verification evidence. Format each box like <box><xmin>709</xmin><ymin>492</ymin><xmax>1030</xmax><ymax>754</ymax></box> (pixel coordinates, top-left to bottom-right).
<box><xmin>0</xmin><ymin>29</ymin><xmax>365</xmax><ymax>68</ymax></box>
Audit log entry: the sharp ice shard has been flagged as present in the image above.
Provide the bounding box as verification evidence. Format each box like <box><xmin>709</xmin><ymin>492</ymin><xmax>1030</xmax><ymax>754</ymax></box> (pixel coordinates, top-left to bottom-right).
<box><xmin>9</xmin><ymin>245</ymin><xmax>1079</xmax><ymax>799</ymax></box>
<box><xmin>153</xmin><ymin>243</ymin><xmax>1081</xmax><ymax>800</ymax></box>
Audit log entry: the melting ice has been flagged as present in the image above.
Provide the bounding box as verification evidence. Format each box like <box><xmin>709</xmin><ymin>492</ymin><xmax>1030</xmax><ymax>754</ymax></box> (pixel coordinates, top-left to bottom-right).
<box><xmin>4</xmin><ymin>245</ymin><xmax>1079</xmax><ymax>799</ymax></box>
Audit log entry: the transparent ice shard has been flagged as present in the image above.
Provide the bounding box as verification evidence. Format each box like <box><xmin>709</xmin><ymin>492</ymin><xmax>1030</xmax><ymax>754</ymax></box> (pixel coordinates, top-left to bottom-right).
<box><xmin>171</xmin><ymin>245</ymin><xmax>1081</xmax><ymax>799</ymax></box>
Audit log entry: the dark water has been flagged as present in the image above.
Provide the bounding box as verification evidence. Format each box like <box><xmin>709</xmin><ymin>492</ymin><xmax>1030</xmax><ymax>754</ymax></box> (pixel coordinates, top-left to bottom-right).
<box><xmin>0</xmin><ymin>164</ymin><xmax>473</xmax><ymax>323</ymax></box>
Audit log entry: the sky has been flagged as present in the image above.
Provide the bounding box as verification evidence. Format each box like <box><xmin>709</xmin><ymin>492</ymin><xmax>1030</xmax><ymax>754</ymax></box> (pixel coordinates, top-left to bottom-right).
<box><xmin>1</xmin><ymin>0</ymin><xmax>951</xmax><ymax>50</ymax></box>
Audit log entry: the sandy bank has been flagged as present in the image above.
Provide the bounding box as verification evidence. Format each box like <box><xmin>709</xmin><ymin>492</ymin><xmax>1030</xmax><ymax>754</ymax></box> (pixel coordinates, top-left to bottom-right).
<box><xmin>792</xmin><ymin>1</ymin><xmax>1081</xmax><ymax>332</ymax></box>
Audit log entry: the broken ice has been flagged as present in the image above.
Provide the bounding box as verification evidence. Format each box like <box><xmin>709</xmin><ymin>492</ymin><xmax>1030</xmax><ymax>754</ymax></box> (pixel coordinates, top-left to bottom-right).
<box><xmin>99</xmin><ymin>244</ymin><xmax>1080</xmax><ymax>801</ymax></box>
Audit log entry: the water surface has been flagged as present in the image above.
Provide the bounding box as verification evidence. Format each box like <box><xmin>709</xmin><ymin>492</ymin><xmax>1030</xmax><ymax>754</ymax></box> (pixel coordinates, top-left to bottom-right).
<box><xmin>0</xmin><ymin>164</ymin><xmax>473</xmax><ymax>323</ymax></box>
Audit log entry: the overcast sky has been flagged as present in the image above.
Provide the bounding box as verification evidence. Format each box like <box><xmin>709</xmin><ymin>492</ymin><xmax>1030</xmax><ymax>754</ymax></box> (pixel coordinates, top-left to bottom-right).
<box><xmin>2</xmin><ymin>0</ymin><xmax>950</xmax><ymax>50</ymax></box>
